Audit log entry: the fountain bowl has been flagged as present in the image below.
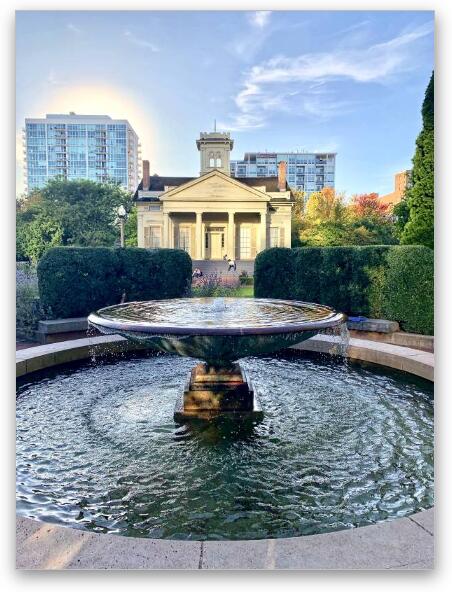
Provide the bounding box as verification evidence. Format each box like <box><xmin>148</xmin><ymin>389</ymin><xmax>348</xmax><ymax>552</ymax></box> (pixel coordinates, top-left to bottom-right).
<box><xmin>88</xmin><ymin>297</ymin><xmax>345</xmax><ymax>363</ymax></box>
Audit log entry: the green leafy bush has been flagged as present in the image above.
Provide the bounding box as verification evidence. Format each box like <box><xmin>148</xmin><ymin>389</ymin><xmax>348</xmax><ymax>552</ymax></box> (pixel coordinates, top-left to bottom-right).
<box><xmin>16</xmin><ymin>284</ymin><xmax>42</xmax><ymax>339</ymax></box>
<box><xmin>381</xmin><ymin>246</ymin><xmax>433</xmax><ymax>335</ymax></box>
<box><xmin>254</xmin><ymin>245</ymin><xmax>433</xmax><ymax>334</ymax></box>
<box><xmin>37</xmin><ymin>247</ymin><xmax>192</xmax><ymax>319</ymax></box>
<box><xmin>254</xmin><ymin>248</ymin><xmax>295</xmax><ymax>299</ymax></box>
<box><xmin>16</xmin><ymin>262</ymin><xmax>42</xmax><ymax>339</ymax></box>
<box><xmin>239</xmin><ymin>271</ymin><xmax>254</xmax><ymax>286</ymax></box>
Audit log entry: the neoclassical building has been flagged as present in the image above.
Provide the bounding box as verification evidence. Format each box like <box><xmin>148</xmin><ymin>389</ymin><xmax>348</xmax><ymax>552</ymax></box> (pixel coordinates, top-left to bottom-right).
<box><xmin>134</xmin><ymin>131</ymin><xmax>293</xmax><ymax>261</ymax></box>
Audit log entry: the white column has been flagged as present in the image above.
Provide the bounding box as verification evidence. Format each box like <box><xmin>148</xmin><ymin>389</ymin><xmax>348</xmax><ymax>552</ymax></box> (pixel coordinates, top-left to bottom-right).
<box><xmin>260</xmin><ymin>211</ymin><xmax>267</xmax><ymax>252</ymax></box>
<box><xmin>137</xmin><ymin>213</ymin><xmax>144</xmax><ymax>247</ymax></box>
<box><xmin>227</xmin><ymin>211</ymin><xmax>235</xmax><ymax>259</ymax></box>
<box><xmin>162</xmin><ymin>211</ymin><xmax>170</xmax><ymax>248</ymax></box>
<box><xmin>195</xmin><ymin>212</ymin><xmax>203</xmax><ymax>260</ymax></box>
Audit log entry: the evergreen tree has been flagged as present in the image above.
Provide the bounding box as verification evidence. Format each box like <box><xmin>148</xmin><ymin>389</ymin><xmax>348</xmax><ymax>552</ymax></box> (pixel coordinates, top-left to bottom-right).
<box><xmin>401</xmin><ymin>72</ymin><xmax>434</xmax><ymax>249</ymax></box>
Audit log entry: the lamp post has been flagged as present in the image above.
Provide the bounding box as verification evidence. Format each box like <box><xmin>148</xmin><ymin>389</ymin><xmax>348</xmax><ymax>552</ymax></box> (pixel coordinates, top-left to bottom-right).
<box><xmin>117</xmin><ymin>205</ymin><xmax>127</xmax><ymax>248</ymax></box>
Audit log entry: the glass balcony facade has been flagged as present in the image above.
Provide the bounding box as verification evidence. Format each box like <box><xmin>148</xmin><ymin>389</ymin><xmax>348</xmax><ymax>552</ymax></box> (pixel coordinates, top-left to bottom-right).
<box><xmin>230</xmin><ymin>151</ymin><xmax>336</xmax><ymax>196</ymax></box>
<box><xmin>24</xmin><ymin>115</ymin><xmax>138</xmax><ymax>192</ymax></box>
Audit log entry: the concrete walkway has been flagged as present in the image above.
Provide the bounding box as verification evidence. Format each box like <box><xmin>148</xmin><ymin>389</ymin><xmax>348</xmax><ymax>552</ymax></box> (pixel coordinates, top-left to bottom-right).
<box><xmin>16</xmin><ymin>509</ymin><xmax>433</xmax><ymax>570</ymax></box>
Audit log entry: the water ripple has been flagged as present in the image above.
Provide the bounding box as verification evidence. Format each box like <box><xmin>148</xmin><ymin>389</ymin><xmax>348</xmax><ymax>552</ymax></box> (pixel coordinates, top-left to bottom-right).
<box><xmin>16</xmin><ymin>351</ymin><xmax>433</xmax><ymax>540</ymax></box>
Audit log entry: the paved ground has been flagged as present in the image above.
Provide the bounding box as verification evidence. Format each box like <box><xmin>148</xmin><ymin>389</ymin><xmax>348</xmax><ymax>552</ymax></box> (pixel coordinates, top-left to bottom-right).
<box><xmin>16</xmin><ymin>509</ymin><xmax>433</xmax><ymax>570</ymax></box>
<box><xmin>16</xmin><ymin>340</ymin><xmax>37</xmax><ymax>350</ymax></box>
<box><xmin>192</xmin><ymin>259</ymin><xmax>254</xmax><ymax>276</ymax></box>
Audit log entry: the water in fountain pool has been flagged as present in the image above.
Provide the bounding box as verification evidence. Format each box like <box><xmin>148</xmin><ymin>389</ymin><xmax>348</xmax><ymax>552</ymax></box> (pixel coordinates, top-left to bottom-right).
<box><xmin>16</xmin><ymin>349</ymin><xmax>433</xmax><ymax>541</ymax></box>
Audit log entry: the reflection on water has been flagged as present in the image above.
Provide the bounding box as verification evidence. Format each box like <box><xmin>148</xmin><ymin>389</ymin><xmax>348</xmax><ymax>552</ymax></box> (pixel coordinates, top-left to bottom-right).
<box><xmin>16</xmin><ymin>350</ymin><xmax>433</xmax><ymax>541</ymax></box>
<box><xmin>94</xmin><ymin>298</ymin><xmax>337</xmax><ymax>329</ymax></box>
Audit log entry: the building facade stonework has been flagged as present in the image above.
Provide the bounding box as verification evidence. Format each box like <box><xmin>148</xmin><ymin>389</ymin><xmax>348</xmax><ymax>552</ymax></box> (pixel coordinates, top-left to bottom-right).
<box><xmin>135</xmin><ymin>132</ymin><xmax>293</xmax><ymax>260</ymax></box>
<box><xmin>379</xmin><ymin>170</ymin><xmax>412</xmax><ymax>206</ymax></box>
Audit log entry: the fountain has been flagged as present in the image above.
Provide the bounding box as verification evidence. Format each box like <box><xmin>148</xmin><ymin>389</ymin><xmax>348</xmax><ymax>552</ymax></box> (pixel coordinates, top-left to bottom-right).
<box><xmin>88</xmin><ymin>297</ymin><xmax>344</xmax><ymax>421</ymax></box>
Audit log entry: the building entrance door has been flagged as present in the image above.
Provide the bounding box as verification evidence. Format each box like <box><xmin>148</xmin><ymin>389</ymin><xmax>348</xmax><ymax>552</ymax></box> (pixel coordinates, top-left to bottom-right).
<box><xmin>205</xmin><ymin>227</ymin><xmax>225</xmax><ymax>259</ymax></box>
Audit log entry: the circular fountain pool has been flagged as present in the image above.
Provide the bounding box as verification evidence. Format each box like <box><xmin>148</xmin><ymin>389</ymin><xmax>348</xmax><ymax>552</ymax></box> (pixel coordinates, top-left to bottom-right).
<box><xmin>16</xmin><ymin>350</ymin><xmax>433</xmax><ymax>541</ymax></box>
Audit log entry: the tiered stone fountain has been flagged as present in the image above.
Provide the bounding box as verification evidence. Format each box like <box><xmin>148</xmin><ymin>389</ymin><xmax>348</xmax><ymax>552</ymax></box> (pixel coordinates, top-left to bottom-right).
<box><xmin>88</xmin><ymin>297</ymin><xmax>344</xmax><ymax>421</ymax></box>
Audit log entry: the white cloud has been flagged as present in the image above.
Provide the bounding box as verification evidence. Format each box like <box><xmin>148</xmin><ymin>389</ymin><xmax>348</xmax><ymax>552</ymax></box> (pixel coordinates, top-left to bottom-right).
<box><xmin>222</xmin><ymin>21</ymin><xmax>433</xmax><ymax>131</ymax></box>
<box><xmin>124</xmin><ymin>30</ymin><xmax>160</xmax><ymax>52</ymax></box>
<box><xmin>47</xmin><ymin>70</ymin><xmax>64</xmax><ymax>86</ymax></box>
<box><xmin>248</xmin><ymin>11</ymin><xmax>272</xmax><ymax>29</ymax></box>
<box><xmin>229</xmin><ymin>11</ymin><xmax>274</xmax><ymax>61</ymax></box>
<box><xmin>66</xmin><ymin>23</ymin><xmax>82</xmax><ymax>34</ymax></box>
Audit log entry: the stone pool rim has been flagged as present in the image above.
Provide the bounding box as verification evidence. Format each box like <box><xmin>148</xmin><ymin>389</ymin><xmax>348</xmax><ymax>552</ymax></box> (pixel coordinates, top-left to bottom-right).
<box><xmin>15</xmin><ymin>335</ymin><xmax>434</xmax><ymax>570</ymax></box>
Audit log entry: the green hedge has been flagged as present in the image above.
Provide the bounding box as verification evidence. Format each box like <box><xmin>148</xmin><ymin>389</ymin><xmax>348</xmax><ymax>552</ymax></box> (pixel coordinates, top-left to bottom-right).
<box><xmin>255</xmin><ymin>245</ymin><xmax>433</xmax><ymax>335</ymax></box>
<box><xmin>381</xmin><ymin>246</ymin><xmax>434</xmax><ymax>335</ymax></box>
<box><xmin>37</xmin><ymin>247</ymin><xmax>192</xmax><ymax>319</ymax></box>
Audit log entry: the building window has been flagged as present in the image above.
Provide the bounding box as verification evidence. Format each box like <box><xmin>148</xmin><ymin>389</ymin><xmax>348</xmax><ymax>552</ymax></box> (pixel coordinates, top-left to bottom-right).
<box><xmin>269</xmin><ymin>227</ymin><xmax>280</xmax><ymax>248</ymax></box>
<box><xmin>179</xmin><ymin>227</ymin><xmax>191</xmax><ymax>253</ymax></box>
<box><xmin>144</xmin><ymin>226</ymin><xmax>161</xmax><ymax>249</ymax></box>
<box><xmin>239</xmin><ymin>227</ymin><xmax>251</xmax><ymax>259</ymax></box>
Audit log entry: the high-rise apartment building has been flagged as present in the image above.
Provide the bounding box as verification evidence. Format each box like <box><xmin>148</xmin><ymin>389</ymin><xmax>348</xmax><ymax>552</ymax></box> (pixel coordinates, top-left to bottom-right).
<box><xmin>23</xmin><ymin>113</ymin><xmax>141</xmax><ymax>193</ymax></box>
<box><xmin>230</xmin><ymin>151</ymin><xmax>336</xmax><ymax>195</ymax></box>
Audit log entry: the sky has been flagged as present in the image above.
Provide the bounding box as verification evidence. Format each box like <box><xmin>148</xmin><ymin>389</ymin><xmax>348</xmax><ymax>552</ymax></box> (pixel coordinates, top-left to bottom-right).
<box><xmin>16</xmin><ymin>10</ymin><xmax>434</xmax><ymax>198</ymax></box>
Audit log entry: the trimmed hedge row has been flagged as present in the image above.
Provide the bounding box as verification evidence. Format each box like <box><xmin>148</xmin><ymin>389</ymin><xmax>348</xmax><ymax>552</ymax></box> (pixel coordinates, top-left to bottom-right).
<box><xmin>37</xmin><ymin>247</ymin><xmax>192</xmax><ymax>319</ymax></box>
<box><xmin>255</xmin><ymin>246</ymin><xmax>433</xmax><ymax>335</ymax></box>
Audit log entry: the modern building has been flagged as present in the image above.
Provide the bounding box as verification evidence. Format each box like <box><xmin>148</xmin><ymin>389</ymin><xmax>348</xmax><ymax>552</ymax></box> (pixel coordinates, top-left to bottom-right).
<box><xmin>135</xmin><ymin>131</ymin><xmax>293</xmax><ymax>261</ymax></box>
<box><xmin>379</xmin><ymin>170</ymin><xmax>412</xmax><ymax>206</ymax></box>
<box><xmin>230</xmin><ymin>151</ymin><xmax>336</xmax><ymax>195</ymax></box>
<box><xmin>23</xmin><ymin>113</ymin><xmax>141</xmax><ymax>193</ymax></box>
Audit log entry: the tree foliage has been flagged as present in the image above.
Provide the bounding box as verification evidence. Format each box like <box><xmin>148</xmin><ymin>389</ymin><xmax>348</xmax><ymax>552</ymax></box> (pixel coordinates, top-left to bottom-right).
<box><xmin>124</xmin><ymin>206</ymin><xmax>138</xmax><ymax>247</ymax></box>
<box><xmin>305</xmin><ymin>187</ymin><xmax>348</xmax><ymax>224</ymax></box>
<box><xmin>292</xmin><ymin>187</ymin><xmax>396</xmax><ymax>247</ymax></box>
<box><xmin>400</xmin><ymin>72</ymin><xmax>434</xmax><ymax>248</ymax></box>
<box><xmin>16</xmin><ymin>178</ymin><xmax>133</xmax><ymax>262</ymax></box>
<box><xmin>349</xmin><ymin>192</ymin><xmax>389</xmax><ymax>219</ymax></box>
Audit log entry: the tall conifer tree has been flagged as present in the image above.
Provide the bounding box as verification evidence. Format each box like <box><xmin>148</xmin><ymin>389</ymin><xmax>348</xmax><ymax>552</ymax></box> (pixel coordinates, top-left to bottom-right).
<box><xmin>401</xmin><ymin>72</ymin><xmax>434</xmax><ymax>249</ymax></box>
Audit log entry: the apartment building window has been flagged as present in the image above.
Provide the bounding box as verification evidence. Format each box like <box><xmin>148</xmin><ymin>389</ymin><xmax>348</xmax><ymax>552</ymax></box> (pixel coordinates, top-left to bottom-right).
<box><xmin>269</xmin><ymin>227</ymin><xmax>280</xmax><ymax>248</ymax></box>
<box><xmin>144</xmin><ymin>226</ymin><xmax>161</xmax><ymax>249</ymax></box>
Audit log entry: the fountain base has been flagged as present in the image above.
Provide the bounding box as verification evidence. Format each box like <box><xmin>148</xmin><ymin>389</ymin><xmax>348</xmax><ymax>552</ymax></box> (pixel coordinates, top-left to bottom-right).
<box><xmin>174</xmin><ymin>362</ymin><xmax>263</xmax><ymax>422</ymax></box>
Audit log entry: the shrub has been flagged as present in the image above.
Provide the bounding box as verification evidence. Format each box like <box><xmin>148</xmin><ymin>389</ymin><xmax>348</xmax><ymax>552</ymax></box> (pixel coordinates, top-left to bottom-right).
<box><xmin>191</xmin><ymin>273</ymin><xmax>241</xmax><ymax>297</ymax></box>
<box><xmin>254</xmin><ymin>245</ymin><xmax>433</xmax><ymax>334</ymax></box>
<box><xmin>16</xmin><ymin>284</ymin><xmax>42</xmax><ymax>340</ymax></box>
<box><xmin>37</xmin><ymin>247</ymin><xmax>192</xmax><ymax>319</ymax></box>
<box><xmin>16</xmin><ymin>262</ymin><xmax>42</xmax><ymax>339</ymax></box>
<box><xmin>239</xmin><ymin>271</ymin><xmax>254</xmax><ymax>286</ymax></box>
<box><xmin>254</xmin><ymin>248</ymin><xmax>295</xmax><ymax>299</ymax></box>
<box><xmin>255</xmin><ymin>246</ymin><xmax>390</xmax><ymax>313</ymax></box>
<box><xmin>381</xmin><ymin>246</ymin><xmax>433</xmax><ymax>335</ymax></box>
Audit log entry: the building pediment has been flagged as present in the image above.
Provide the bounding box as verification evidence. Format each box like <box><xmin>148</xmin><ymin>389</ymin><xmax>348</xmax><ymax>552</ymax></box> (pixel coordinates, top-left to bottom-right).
<box><xmin>161</xmin><ymin>170</ymin><xmax>271</xmax><ymax>203</ymax></box>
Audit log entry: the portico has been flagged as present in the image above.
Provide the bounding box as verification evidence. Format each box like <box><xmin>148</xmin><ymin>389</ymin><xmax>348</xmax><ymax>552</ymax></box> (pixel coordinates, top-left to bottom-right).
<box><xmin>160</xmin><ymin>210</ymin><xmax>268</xmax><ymax>260</ymax></box>
<box><xmin>135</xmin><ymin>131</ymin><xmax>293</xmax><ymax>260</ymax></box>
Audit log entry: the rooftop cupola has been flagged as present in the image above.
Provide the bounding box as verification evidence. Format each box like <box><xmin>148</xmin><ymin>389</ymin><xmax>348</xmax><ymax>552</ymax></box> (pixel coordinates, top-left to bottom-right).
<box><xmin>196</xmin><ymin>128</ymin><xmax>234</xmax><ymax>176</ymax></box>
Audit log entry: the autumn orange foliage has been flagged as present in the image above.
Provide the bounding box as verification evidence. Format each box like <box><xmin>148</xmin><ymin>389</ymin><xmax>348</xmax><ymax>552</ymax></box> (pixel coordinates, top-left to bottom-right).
<box><xmin>349</xmin><ymin>193</ymin><xmax>390</xmax><ymax>219</ymax></box>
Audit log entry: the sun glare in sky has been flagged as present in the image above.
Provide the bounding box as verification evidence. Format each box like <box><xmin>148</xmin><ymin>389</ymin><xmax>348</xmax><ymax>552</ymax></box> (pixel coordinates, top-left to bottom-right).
<box><xmin>16</xmin><ymin>84</ymin><xmax>155</xmax><ymax>195</ymax></box>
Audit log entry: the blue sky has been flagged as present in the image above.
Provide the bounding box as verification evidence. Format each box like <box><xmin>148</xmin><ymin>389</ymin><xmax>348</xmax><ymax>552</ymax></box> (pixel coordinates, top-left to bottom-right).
<box><xmin>16</xmin><ymin>10</ymin><xmax>434</xmax><ymax>197</ymax></box>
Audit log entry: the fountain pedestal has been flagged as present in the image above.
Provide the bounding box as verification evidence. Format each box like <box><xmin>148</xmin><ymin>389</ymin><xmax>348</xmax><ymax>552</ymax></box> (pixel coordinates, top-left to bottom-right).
<box><xmin>174</xmin><ymin>362</ymin><xmax>263</xmax><ymax>422</ymax></box>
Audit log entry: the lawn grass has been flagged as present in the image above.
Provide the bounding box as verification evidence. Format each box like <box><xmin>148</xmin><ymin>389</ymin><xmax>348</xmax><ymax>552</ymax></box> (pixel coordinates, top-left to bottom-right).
<box><xmin>235</xmin><ymin>285</ymin><xmax>254</xmax><ymax>298</ymax></box>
